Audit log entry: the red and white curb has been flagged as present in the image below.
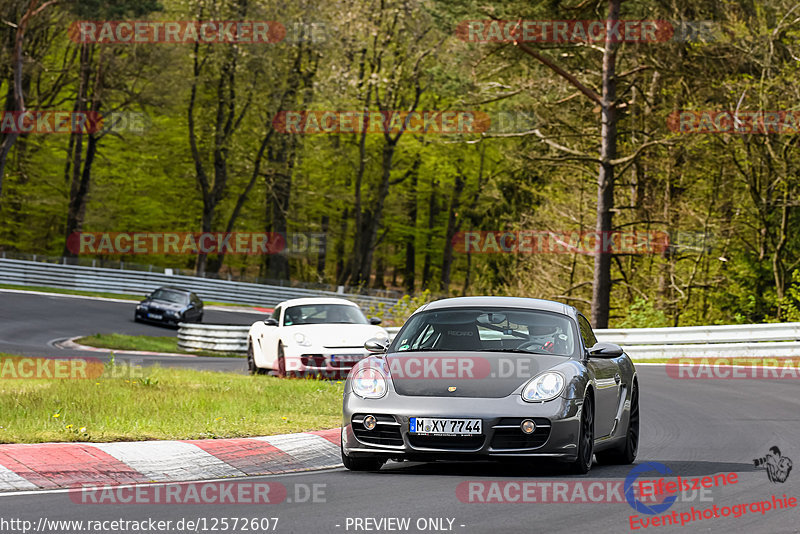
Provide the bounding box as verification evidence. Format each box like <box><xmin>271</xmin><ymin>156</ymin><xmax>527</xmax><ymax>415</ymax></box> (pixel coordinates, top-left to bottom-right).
<box><xmin>0</xmin><ymin>429</ymin><xmax>341</xmax><ymax>492</ymax></box>
<box><xmin>54</xmin><ymin>336</ymin><xmax>198</xmax><ymax>358</ymax></box>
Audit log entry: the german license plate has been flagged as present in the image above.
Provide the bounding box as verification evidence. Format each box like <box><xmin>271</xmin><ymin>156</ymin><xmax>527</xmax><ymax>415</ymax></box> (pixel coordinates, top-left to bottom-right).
<box><xmin>410</xmin><ymin>418</ymin><xmax>482</xmax><ymax>435</ymax></box>
<box><xmin>330</xmin><ymin>354</ymin><xmax>364</xmax><ymax>363</ymax></box>
<box><xmin>147</xmin><ymin>313</ymin><xmax>163</xmax><ymax>320</ymax></box>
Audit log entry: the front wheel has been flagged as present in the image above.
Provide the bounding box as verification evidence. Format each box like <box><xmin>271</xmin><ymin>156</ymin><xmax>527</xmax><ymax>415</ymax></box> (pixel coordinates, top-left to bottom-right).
<box><xmin>569</xmin><ymin>393</ymin><xmax>594</xmax><ymax>474</ymax></box>
<box><xmin>597</xmin><ymin>381</ymin><xmax>639</xmax><ymax>465</ymax></box>
<box><xmin>341</xmin><ymin>441</ymin><xmax>385</xmax><ymax>471</ymax></box>
<box><xmin>276</xmin><ymin>343</ymin><xmax>287</xmax><ymax>378</ymax></box>
<box><xmin>247</xmin><ymin>342</ymin><xmax>266</xmax><ymax>375</ymax></box>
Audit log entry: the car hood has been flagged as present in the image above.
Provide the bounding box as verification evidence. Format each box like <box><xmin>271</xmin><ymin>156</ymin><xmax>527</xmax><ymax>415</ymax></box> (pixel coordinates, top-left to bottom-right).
<box><xmin>142</xmin><ymin>299</ymin><xmax>186</xmax><ymax>311</ymax></box>
<box><xmin>286</xmin><ymin>324</ymin><xmax>387</xmax><ymax>347</ymax></box>
<box><xmin>383</xmin><ymin>351</ymin><xmax>571</xmax><ymax>398</ymax></box>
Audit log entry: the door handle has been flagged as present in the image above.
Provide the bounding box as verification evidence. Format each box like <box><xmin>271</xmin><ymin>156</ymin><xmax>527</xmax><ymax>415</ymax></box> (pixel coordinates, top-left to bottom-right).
<box><xmin>614</xmin><ymin>373</ymin><xmax>621</xmax><ymax>384</ymax></box>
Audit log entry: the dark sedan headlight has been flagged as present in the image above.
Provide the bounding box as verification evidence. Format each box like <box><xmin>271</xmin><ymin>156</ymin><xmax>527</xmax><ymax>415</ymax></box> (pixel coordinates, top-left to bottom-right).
<box><xmin>136</xmin><ymin>304</ymin><xmax>147</xmax><ymax>311</ymax></box>
<box><xmin>166</xmin><ymin>310</ymin><xmax>181</xmax><ymax>318</ymax></box>
<box><xmin>521</xmin><ymin>371</ymin><xmax>565</xmax><ymax>402</ymax></box>
<box><xmin>351</xmin><ymin>367</ymin><xmax>387</xmax><ymax>399</ymax></box>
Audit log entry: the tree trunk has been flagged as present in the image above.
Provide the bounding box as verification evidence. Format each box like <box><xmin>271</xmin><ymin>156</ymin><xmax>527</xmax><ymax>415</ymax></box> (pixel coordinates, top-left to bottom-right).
<box><xmin>590</xmin><ymin>0</ymin><xmax>621</xmax><ymax>329</ymax></box>
<box><xmin>440</xmin><ymin>173</ymin><xmax>466</xmax><ymax>293</ymax></box>
<box><xmin>404</xmin><ymin>171</ymin><xmax>418</xmax><ymax>294</ymax></box>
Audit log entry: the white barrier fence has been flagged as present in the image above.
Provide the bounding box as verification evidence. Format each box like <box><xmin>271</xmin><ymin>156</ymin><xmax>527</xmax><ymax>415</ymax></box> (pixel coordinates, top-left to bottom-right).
<box><xmin>0</xmin><ymin>257</ymin><xmax>398</xmax><ymax>309</ymax></box>
<box><xmin>179</xmin><ymin>322</ymin><xmax>800</xmax><ymax>359</ymax></box>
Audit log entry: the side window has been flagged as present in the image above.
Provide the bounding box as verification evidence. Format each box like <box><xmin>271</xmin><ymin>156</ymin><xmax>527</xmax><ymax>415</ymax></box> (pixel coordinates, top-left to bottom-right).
<box><xmin>578</xmin><ymin>315</ymin><xmax>597</xmax><ymax>349</ymax></box>
<box><xmin>271</xmin><ymin>307</ymin><xmax>282</xmax><ymax>325</ymax></box>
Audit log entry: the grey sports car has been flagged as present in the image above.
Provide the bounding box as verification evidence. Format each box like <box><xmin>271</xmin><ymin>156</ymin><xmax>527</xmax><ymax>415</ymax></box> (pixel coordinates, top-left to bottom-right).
<box><xmin>341</xmin><ymin>296</ymin><xmax>638</xmax><ymax>474</ymax></box>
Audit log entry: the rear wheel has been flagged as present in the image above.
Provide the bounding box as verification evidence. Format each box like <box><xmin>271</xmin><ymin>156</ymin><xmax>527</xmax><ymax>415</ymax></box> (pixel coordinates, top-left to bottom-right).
<box><xmin>570</xmin><ymin>393</ymin><xmax>594</xmax><ymax>474</ymax></box>
<box><xmin>597</xmin><ymin>381</ymin><xmax>639</xmax><ymax>465</ymax></box>
<box><xmin>341</xmin><ymin>441</ymin><xmax>385</xmax><ymax>471</ymax></box>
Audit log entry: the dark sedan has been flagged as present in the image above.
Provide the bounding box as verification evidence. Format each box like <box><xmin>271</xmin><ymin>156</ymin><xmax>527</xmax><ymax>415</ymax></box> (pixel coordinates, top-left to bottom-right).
<box><xmin>341</xmin><ymin>296</ymin><xmax>638</xmax><ymax>474</ymax></box>
<box><xmin>134</xmin><ymin>286</ymin><xmax>204</xmax><ymax>327</ymax></box>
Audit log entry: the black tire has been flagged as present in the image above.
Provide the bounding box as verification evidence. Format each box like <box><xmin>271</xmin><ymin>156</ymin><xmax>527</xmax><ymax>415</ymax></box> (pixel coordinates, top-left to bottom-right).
<box><xmin>570</xmin><ymin>393</ymin><xmax>594</xmax><ymax>474</ymax></box>
<box><xmin>276</xmin><ymin>343</ymin><xmax>287</xmax><ymax>378</ymax></box>
<box><xmin>597</xmin><ymin>381</ymin><xmax>639</xmax><ymax>465</ymax></box>
<box><xmin>247</xmin><ymin>342</ymin><xmax>266</xmax><ymax>375</ymax></box>
<box><xmin>196</xmin><ymin>313</ymin><xmax>203</xmax><ymax>323</ymax></box>
<box><xmin>341</xmin><ymin>441</ymin><xmax>385</xmax><ymax>471</ymax></box>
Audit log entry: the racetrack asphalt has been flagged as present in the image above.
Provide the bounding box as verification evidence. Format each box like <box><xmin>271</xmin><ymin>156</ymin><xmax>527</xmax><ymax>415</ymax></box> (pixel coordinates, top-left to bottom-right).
<box><xmin>0</xmin><ymin>366</ymin><xmax>797</xmax><ymax>532</ymax></box>
<box><xmin>0</xmin><ymin>291</ymin><xmax>798</xmax><ymax>533</ymax></box>
<box><xmin>0</xmin><ymin>290</ymin><xmax>266</xmax><ymax>372</ymax></box>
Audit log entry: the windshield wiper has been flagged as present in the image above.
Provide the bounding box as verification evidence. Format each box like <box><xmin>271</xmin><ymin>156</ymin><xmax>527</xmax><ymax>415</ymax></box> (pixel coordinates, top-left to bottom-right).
<box><xmin>489</xmin><ymin>348</ymin><xmax>555</xmax><ymax>355</ymax></box>
<box><xmin>397</xmin><ymin>348</ymin><xmax>462</xmax><ymax>352</ymax></box>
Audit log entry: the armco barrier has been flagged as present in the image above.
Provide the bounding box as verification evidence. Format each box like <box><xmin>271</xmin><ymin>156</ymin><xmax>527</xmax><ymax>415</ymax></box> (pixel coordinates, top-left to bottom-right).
<box><xmin>0</xmin><ymin>258</ymin><xmax>397</xmax><ymax>309</ymax></box>
<box><xmin>179</xmin><ymin>322</ymin><xmax>800</xmax><ymax>358</ymax></box>
<box><xmin>177</xmin><ymin>324</ymin><xmax>250</xmax><ymax>353</ymax></box>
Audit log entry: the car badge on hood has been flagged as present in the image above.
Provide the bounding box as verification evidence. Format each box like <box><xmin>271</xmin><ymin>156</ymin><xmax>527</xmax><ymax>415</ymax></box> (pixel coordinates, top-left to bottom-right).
<box><xmin>448</xmin><ymin>386</ymin><xmax>457</xmax><ymax>392</ymax></box>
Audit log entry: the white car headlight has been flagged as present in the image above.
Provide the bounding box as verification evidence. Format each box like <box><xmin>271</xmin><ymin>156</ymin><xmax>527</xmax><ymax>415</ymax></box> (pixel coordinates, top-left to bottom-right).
<box><xmin>522</xmin><ymin>371</ymin><xmax>565</xmax><ymax>402</ymax></box>
<box><xmin>293</xmin><ymin>332</ymin><xmax>312</xmax><ymax>346</ymax></box>
<box><xmin>373</xmin><ymin>330</ymin><xmax>389</xmax><ymax>341</ymax></box>
<box><xmin>351</xmin><ymin>367</ymin><xmax>387</xmax><ymax>399</ymax></box>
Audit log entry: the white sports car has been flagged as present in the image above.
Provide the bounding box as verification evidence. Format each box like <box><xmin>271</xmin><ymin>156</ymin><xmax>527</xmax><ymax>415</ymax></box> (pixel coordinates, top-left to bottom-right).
<box><xmin>247</xmin><ymin>297</ymin><xmax>389</xmax><ymax>377</ymax></box>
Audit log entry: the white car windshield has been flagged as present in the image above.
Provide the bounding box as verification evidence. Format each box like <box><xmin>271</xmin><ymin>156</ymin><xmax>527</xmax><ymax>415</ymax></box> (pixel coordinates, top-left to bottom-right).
<box><xmin>283</xmin><ymin>304</ymin><xmax>368</xmax><ymax>325</ymax></box>
<box><xmin>391</xmin><ymin>307</ymin><xmax>576</xmax><ymax>356</ymax></box>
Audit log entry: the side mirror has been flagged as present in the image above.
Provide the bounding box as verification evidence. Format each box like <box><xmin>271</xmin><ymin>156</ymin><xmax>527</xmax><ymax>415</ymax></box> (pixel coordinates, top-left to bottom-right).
<box><xmin>264</xmin><ymin>318</ymin><xmax>279</xmax><ymax>326</ymax></box>
<box><xmin>365</xmin><ymin>338</ymin><xmax>389</xmax><ymax>353</ymax></box>
<box><xmin>588</xmin><ymin>342</ymin><xmax>624</xmax><ymax>358</ymax></box>
<box><xmin>369</xmin><ymin>317</ymin><xmax>382</xmax><ymax>325</ymax></box>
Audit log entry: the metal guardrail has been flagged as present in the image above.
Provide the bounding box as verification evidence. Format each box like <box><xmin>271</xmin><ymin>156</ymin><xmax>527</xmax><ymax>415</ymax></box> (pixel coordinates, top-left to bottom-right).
<box><xmin>177</xmin><ymin>324</ymin><xmax>250</xmax><ymax>353</ymax></box>
<box><xmin>596</xmin><ymin>322</ymin><xmax>800</xmax><ymax>345</ymax></box>
<box><xmin>178</xmin><ymin>323</ymin><xmax>800</xmax><ymax>358</ymax></box>
<box><xmin>596</xmin><ymin>322</ymin><xmax>800</xmax><ymax>359</ymax></box>
<box><xmin>0</xmin><ymin>258</ymin><xmax>398</xmax><ymax>309</ymax></box>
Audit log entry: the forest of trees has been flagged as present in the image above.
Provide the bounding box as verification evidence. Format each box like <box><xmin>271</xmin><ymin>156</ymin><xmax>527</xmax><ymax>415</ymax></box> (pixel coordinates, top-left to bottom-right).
<box><xmin>2</xmin><ymin>0</ymin><xmax>800</xmax><ymax>328</ymax></box>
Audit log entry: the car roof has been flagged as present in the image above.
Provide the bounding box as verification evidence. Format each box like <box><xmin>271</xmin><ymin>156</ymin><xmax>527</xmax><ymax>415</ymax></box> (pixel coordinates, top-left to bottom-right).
<box><xmin>277</xmin><ymin>297</ymin><xmax>360</xmax><ymax>308</ymax></box>
<box><xmin>414</xmin><ymin>296</ymin><xmax>578</xmax><ymax>318</ymax></box>
<box><xmin>155</xmin><ymin>286</ymin><xmax>193</xmax><ymax>294</ymax></box>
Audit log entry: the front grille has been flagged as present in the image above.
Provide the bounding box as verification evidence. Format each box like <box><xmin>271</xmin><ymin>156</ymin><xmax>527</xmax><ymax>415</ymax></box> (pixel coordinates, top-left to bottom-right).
<box><xmin>490</xmin><ymin>418</ymin><xmax>551</xmax><ymax>450</ymax></box>
<box><xmin>300</xmin><ymin>354</ymin><xmax>326</xmax><ymax>367</ymax></box>
<box><xmin>408</xmin><ymin>434</ymin><xmax>485</xmax><ymax>450</ymax></box>
<box><xmin>352</xmin><ymin>414</ymin><xmax>403</xmax><ymax>447</ymax></box>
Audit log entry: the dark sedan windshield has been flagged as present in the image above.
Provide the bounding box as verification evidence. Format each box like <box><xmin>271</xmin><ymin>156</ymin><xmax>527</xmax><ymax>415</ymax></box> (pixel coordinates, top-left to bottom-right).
<box><xmin>149</xmin><ymin>289</ymin><xmax>189</xmax><ymax>304</ymax></box>
<box><xmin>391</xmin><ymin>308</ymin><xmax>576</xmax><ymax>356</ymax></box>
<box><xmin>283</xmin><ymin>304</ymin><xmax>368</xmax><ymax>325</ymax></box>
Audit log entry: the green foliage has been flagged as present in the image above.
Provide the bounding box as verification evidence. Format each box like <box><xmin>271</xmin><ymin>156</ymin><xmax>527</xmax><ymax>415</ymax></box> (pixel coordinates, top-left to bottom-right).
<box><xmin>778</xmin><ymin>270</ymin><xmax>800</xmax><ymax>322</ymax></box>
<box><xmin>617</xmin><ymin>299</ymin><xmax>671</xmax><ymax>329</ymax></box>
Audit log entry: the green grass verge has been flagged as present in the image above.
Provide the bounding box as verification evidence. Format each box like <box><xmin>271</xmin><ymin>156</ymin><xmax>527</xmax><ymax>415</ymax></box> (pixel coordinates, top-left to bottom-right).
<box><xmin>75</xmin><ymin>333</ymin><xmax>244</xmax><ymax>358</ymax></box>
<box><xmin>0</xmin><ymin>357</ymin><xmax>343</xmax><ymax>443</ymax></box>
<box><xmin>0</xmin><ymin>283</ymin><xmax>258</xmax><ymax>308</ymax></box>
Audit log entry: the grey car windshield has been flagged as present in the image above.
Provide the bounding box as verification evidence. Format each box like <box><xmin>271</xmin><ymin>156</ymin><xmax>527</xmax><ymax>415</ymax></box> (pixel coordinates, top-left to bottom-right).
<box><xmin>392</xmin><ymin>308</ymin><xmax>576</xmax><ymax>356</ymax></box>
<box><xmin>283</xmin><ymin>304</ymin><xmax>368</xmax><ymax>325</ymax></box>
<box><xmin>150</xmin><ymin>289</ymin><xmax>189</xmax><ymax>304</ymax></box>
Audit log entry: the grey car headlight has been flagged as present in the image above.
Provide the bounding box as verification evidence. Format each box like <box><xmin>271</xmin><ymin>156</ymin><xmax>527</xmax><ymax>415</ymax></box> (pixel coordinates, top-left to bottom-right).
<box><xmin>351</xmin><ymin>367</ymin><xmax>387</xmax><ymax>399</ymax></box>
<box><xmin>522</xmin><ymin>371</ymin><xmax>565</xmax><ymax>402</ymax></box>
